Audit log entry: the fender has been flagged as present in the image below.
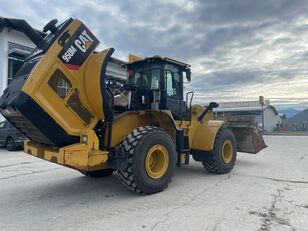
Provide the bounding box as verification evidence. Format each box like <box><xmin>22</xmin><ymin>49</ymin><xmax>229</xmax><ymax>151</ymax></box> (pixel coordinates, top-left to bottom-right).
<box><xmin>191</xmin><ymin>120</ymin><xmax>225</xmax><ymax>151</ymax></box>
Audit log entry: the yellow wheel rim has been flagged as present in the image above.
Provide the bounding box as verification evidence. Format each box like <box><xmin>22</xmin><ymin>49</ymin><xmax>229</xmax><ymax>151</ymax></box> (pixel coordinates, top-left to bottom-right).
<box><xmin>145</xmin><ymin>144</ymin><xmax>169</xmax><ymax>179</ymax></box>
<box><xmin>221</xmin><ymin>139</ymin><xmax>233</xmax><ymax>164</ymax></box>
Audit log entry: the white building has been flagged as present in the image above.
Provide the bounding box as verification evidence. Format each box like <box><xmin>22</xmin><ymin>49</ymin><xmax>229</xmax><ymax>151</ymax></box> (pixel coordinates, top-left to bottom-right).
<box><xmin>214</xmin><ymin>100</ymin><xmax>281</xmax><ymax>132</ymax></box>
<box><xmin>107</xmin><ymin>57</ymin><xmax>127</xmax><ymax>80</ymax></box>
<box><xmin>0</xmin><ymin>24</ymin><xmax>36</xmax><ymax>94</ymax></box>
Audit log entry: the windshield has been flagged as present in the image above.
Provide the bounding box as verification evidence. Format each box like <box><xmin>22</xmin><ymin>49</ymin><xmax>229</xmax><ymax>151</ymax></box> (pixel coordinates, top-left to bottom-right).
<box><xmin>128</xmin><ymin>68</ymin><xmax>161</xmax><ymax>90</ymax></box>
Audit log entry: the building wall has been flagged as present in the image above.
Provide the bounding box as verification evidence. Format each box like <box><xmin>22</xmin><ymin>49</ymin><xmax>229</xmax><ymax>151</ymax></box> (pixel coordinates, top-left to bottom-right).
<box><xmin>0</xmin><ymin>29</ymin><xmax>35</xmax><ymax>121</ymax></box>
<box><xmin>214</xmin><ymin>105</ymin><xmax>280</xmax><ymax>132</ymax></box>
<box><xmin>0</xmin><ymin>30</ymin><xmax>6</xmax><ymax>94</ymax></box>
<box><xmin>253</xmin><ymin>109</ymin><xmax>279</xmax><ymax>131</ymax></box>
<box><xmin>0</xmin><ymin>29</ymin><xmax>35</xmax><ymax>94</ymax></box>
<box><xmin>106</xmin><ymin>61</ymin><xmax>127</xmax><ymax>80</ymax></box>
<box><xmin>263</xmin><ymin>107</ymin><xmax>280</xmax><ymax>131</ymax></box>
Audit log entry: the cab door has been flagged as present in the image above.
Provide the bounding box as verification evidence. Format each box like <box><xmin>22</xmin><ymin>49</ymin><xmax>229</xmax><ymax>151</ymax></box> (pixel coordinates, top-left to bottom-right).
<box><xmin>165</xmin><ymin>70</ymin><xmax>185</xmax><ymax>120</ymax></box>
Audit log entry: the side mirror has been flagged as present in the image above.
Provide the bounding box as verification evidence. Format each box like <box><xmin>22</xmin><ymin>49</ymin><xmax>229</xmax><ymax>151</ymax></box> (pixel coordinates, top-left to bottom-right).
<box><xmin>186</xmin><ymin>69</ymin><xmax>191</xmax><ymax>82</ymax></box>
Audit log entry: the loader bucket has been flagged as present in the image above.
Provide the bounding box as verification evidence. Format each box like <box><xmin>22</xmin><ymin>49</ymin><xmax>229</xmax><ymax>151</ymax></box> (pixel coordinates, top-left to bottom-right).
<box><xmin>225</xmin><ymin>116</ymin><xmax>267</xmax><ymax>154</ymax></box>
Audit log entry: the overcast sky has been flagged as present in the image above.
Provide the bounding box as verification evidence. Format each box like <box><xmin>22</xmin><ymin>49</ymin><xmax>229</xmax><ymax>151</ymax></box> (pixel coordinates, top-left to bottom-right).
<box><xmin>1</xmin><ymin>0</ymin><xmax>308</xmax><ymax>109</ymax></box>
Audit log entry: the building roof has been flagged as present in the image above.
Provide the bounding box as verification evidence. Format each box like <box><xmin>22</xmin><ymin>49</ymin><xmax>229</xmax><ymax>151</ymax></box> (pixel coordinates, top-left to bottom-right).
<box><xmin>214</xmin><ymin>105</ymin><xmax>279</xmax><ymax>116</ymax></box>
<box><xmin>110</xmin><ymin>57</ymin><xmax>127</xmax><ymax>65</ymax></box>
<box><xmin>0</xmin><ymin>16</ymin><xmax>45</xmax><ymax>37</ymax></box>
<box><xmin>217</xmin><ymin>100</ymin><xmax>270</xmax><ymax>108</ymax></box>
<box><xmin>126</xmin><ymin>55</ymin><xmax>191</xmax><ymax>69</ymax></box>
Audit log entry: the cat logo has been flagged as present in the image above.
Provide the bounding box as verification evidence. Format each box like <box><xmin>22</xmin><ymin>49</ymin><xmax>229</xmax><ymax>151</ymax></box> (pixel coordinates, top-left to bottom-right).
<box><xmin>58</xmin><ymin>24</ymin><xmax>99</xmax><ymax>71</ymax></box>
<box><xmin>74</xmin><ymin>30</ymin><xmax>94</xmax><ymax>53</ymax></box>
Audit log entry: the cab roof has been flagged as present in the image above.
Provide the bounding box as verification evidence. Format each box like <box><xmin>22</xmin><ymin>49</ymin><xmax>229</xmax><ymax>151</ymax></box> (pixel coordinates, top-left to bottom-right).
<box><xmin>126</xmin><ymin>55</ymin><xmax>191</xmax><ymax>70</ymax></box>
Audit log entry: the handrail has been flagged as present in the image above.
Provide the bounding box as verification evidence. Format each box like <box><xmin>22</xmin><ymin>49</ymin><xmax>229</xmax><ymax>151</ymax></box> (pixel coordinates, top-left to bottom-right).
<box><xmin>186</xmin><ymin>91</ymin><xmax>194</xmax><ymax>126</ymax></box>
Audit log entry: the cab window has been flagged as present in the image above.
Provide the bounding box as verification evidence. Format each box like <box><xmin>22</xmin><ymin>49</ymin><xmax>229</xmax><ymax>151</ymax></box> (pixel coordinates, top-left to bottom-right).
<box><xmin>128</xmin><ymin>68</ymin><xmax>161</xmax><ymax>90</ymax></box>
<box><xmin>165</xmin><ymin>70</ymin><xmax>182</xmax><ymax>99</ymax></box>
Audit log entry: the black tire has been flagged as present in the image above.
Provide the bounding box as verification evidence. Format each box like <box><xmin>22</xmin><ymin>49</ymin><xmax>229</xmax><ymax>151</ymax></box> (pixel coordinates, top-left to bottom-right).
<box><xmin>202</xmin><ymin>129</ymin><xmax>237</xmax><ymax>174</ymax></box>
<box><xmin>6</xmin><ymin>137</ymin><xmax>16</xmax><ymax>151</ymax></box>
<box><xmin>81</xmin><ymin>169</ymin><xmax>114</xmax><ymax>178</ymax></box>
<box><xmin>118</xmin><ymin>126</ymin><xmax>176</xmax><ymax>195</ymax></box>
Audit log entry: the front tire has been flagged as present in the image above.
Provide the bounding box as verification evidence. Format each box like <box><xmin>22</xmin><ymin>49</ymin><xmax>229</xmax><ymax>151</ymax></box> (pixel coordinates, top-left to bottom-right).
<box><xmin>6</xmin><ymin>137</ymin><xmax>16</xmax><ymax>151</ymax></box>
<box><xmin>202</xmin><ymin>129</ymin><xmax>237</xmax><ymax>174</ymax></box>
<box><xmin>118</xmin><ymin>126</ymin><xmax>176</xmax><ymax>195</ymax></box>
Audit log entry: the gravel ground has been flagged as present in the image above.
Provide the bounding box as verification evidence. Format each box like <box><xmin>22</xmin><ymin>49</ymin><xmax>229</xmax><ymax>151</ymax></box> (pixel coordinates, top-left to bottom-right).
<box><xmin>0</xmin><ymin>136</ymin><xmax>307</xmax><ymax>231</ymax></box>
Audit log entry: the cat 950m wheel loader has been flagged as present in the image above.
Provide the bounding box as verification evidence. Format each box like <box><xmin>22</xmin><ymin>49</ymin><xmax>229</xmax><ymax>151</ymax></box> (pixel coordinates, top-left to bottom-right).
<box><xmin>0</xmin><ymin>18</ymin><xmax>266</xmax><ymax>194</ymax></box>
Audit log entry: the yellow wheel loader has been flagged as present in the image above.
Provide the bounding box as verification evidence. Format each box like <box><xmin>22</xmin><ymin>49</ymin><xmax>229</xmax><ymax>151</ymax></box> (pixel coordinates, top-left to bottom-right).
<box><xmin>0</xmin><ymin>18</ymin><xmax>267</xmax><ymax>194</ymax></box>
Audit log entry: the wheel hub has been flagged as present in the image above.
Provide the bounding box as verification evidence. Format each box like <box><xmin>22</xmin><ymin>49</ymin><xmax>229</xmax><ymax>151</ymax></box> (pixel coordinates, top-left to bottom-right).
<box><xmin>145</xmin><ymin>144</ymin><xmax>169</xmax><ymax>179</ymax></box>
<box><xmin>221</xmin><ymin>139</ymin><xmax>233</xmax><ymax>164</ymax></box>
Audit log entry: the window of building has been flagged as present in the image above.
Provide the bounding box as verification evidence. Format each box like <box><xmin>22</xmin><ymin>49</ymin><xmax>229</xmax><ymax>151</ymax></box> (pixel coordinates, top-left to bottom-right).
<box><xmin>7</xmin><ymin>53</ymin><xmax>25</xmax><ymax>85</ymax></box>
<box><xmin>7</xmin><ymin>42</ymin><xmax>34</xmax><ymax>85</ymax></box>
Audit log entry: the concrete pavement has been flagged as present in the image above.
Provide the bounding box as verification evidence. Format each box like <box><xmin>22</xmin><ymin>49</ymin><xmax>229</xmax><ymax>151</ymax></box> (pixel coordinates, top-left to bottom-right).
<box><xmin>0</xmin><ymin>136</ymin><xmax>307</xmax><ymax>231</ymax></box>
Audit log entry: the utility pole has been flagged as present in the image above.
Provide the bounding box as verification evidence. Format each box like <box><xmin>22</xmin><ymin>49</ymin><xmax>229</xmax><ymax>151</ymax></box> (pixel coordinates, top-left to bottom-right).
<box><xmin>259</xmin><ymin>96</ymin><xmax>265</xmax><ymax>131</ymax></box>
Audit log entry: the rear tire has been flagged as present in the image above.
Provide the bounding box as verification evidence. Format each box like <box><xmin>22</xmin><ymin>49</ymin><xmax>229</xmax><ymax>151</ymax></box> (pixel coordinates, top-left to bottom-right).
<box><xmin>202</xmin><ymin>129</ymin><xmax>237</xmax><ymax>174</ymax></box>
<box><xmin>81</xmin><ymin>169</ymin><xmax>114</xmax><ymax>178</ymax></box>
<box><xmin>118</xmin><ymin>126</ymin><xmax>176</xmax><ymax>195</ymax></box>
<box><xmin>6</xmin><ymin>137</ymin><xmax>16</xmax><ymax>151</ymax></box>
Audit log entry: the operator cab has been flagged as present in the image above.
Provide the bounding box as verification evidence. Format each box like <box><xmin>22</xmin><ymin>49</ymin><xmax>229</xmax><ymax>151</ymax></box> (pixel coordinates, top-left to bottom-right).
<box><xmin>126</xmin><ymin>56</ymin><xmax>191</xmax><ymax>120</ymax></box>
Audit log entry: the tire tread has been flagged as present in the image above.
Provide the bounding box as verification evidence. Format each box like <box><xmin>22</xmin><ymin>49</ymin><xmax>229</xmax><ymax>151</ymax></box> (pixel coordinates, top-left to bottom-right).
<box><xmin>202</xmin><ymin>129</ymin><xmax>237</xmax><ymax>174</ymax></box>
<box><xmin>118</xmin><ymin>126</ymin><xmax>173</xmax><ymax>194</ymax></box>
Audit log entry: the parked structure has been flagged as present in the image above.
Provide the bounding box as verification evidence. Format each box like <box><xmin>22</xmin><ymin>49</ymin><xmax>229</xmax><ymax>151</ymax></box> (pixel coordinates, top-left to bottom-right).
<box><xmin>282</xmin><ymin>108</ymin><xmax>308</xmax><ymax>131</ymax></box>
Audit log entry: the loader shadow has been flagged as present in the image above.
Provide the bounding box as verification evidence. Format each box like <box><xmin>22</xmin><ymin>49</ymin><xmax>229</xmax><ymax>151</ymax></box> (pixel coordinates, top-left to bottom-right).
<box><xmin>23</xmin><ymin>163</ymin><xmax>212</xmax><ymax>203</ymax></box>
<box><xmin>235</xmin><ymin>158</ymin><xmax>259</xmax><ymax>167</ymax></box>
<box><xmin>175</xmin><ymin>162</ymin><xmax>211</xmax><ymax>177</ymax></box>
<box><xmin>13</xmin><ymin>157</ymin><xmax>263</xmax><ymax>202</ymax></box>
<box><xmin>14</xmin><ymin>159</ymin><xmax>254</xmax><ymax>213</ymax></box>
<box><xmin>34</xmin><ymin>173</ymin><xmax>137</xmax><ymax>200</ymax></box>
